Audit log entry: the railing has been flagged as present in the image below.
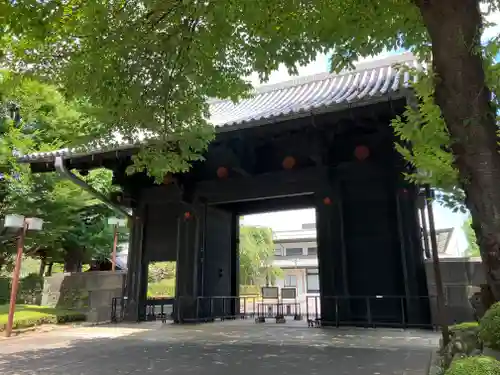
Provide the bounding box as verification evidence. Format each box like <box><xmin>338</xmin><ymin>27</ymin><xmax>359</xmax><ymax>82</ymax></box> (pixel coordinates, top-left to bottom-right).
<box><xmin>112</xmin><ymin>294</ymin><xmax>438</xmax><ymax>329</ymax></box>
<box><xmin>173</xmin><ymin>296</ymin><xmax>303</xmax><ymax>323</ymax></box>
<box><xmin>145</xmin><ymin>297</ymin><xmax>175</xmax><ymax>322</ymax></box>
<box><xmin>176</xmin><ymin>296</ymin><xmax>256</xmax><ymax>323</ymax></box>
<box><xmin>111</xmin><ymin>296</ymin><xmax>175</xmax><ymax>323</ymax></box>
<box><xmin>111</xmin><ymin>296</ymin><xmax>127</xmax><ymax>323</ymax></box>
<box><xmin>306</xmin><ymin>295</ymin><xmax>437</xmax><ymax>329</ymax></box>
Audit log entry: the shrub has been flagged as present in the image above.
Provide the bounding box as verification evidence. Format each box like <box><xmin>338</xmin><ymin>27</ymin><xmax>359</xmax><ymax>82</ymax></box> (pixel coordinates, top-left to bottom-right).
<box><xmin>441</xmin><ymin>321</ymin><xmax>483</xmax><ymax>369</ymax></box>
<box><xmin>0</xmin><ymin>277</ymin><xmax>10</xmax><ymax>305</ymax></box>
<box><xmin>0</xmin><ymin>305</ymin><xmax>86</xmax><ymax>332</ymax></box>
<box><xmin>17</xmin><ymin>273</ymin><xmax>44</xmax><ymax>305</ymax></box>
<box><xmin>450</xmin><ymin>322</ymin><xmax>480</xmax><ymax>332</ymax></box>
<box><xmin>479</xmin><ymin>302</ymin><xmax>500</xmax><ymax>351</ymax></box>
<box><xmin>444</xmin><ymin>356</ymin><xmax>500</xmax><ymax>375</ymax></box>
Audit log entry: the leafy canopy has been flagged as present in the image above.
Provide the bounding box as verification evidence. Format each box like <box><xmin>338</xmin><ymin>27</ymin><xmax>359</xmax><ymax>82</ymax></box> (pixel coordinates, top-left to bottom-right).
<box><xmin>3</xmin><ymin>1</ymin><xmax>499</xmax><ymax>186</ymax></box>
<box><xmin>463</xmin><ymin>217</ymin><xmax>481</xmax><ymax>257</ymax></box>
<box><xmin>0</xmin><ymin>71</ymin><xmax>125</xmax><ymax>268</ymax></box>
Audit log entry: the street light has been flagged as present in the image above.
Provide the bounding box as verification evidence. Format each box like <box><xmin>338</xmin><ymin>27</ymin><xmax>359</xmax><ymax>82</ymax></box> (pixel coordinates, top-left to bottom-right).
<box><xmin>3</xmin><ymin>214</ymin><xmax>43</xmax><ymax>338</ymax></box>
<box><xmin>107</xmin><ymin>217</ymin><xmax>127</xmax><ymax>271</ymax></box>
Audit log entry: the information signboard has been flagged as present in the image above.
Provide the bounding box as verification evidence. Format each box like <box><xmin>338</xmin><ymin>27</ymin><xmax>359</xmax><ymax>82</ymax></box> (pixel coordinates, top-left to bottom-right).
<box><xmin>261</xmin><ymin>286</ymin><xmax>279</xmax><ymax>299</ymax></box>
<box><xmin>281</xmin><ymin>287</ymin><xmax>297</xmax><ymax>299</ymax></box>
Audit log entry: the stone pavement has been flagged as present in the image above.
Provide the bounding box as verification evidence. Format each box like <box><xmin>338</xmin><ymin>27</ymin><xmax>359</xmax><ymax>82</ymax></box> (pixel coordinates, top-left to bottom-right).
<box><xmin>0</xmin><ymin>320</ymin><xmax>439</xmax><ymax>375</ymax></box>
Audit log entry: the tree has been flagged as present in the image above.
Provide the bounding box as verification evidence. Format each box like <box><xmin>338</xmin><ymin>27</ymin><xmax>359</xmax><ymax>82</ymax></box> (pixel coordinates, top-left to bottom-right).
<box><xmin>239</xmin><ymin>226</ymin><xmax>282</xmax><ymax>286</ymax></box>
<box><xmin>3</xmin><ymin>1</ymin><xmax>500</xmax><ymax>296</ymax></box>
<box><xmin>0</xmin><ymin>71</ymin><xmax>126</xmax><ymax>272</ymax></box>
<box><xmin>464</xmin><ymin>217</ymin><xmax>481</xmax><ymax>257</ymax></box>
<box><xmin>148</xmin><ymin>262</ymin><xmax>176</xmax><ymax>284</ymax></box>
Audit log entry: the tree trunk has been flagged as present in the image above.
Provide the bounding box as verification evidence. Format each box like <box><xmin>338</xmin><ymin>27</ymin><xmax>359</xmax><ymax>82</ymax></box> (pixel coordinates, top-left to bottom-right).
<box><xmin>64</xmin><ymin>249</ymin><xmax>83</xmax><ymax>273</ymax></box>
<box><xmin>39</xmin><ymin>257</ymin><xmax>46</xmax><ymax>277</ymax></box>
<box><xmin>45</xmin><ymin>262</ymin><xmax>53</xmax><ymax>276</ymax></box>
<box><xmin>416</xmin><ymin>0</ymin><xmax>500</xmax><ymax>298</ymax></box>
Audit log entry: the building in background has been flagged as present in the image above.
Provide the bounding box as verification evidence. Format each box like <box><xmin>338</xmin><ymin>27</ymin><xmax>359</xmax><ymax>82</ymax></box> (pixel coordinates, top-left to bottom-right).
<box><xmin>272</xmin><ymin>223</ymin><xmax>319</xmax><ymax>306</ymax></box>
<box><xmin>271</xmin><ymin>224</ymin><xmax>463</xmax><ymax>307</ymax></box>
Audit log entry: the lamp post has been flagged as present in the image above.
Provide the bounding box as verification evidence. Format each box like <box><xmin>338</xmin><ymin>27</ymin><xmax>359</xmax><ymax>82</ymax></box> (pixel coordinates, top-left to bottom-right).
<box><xmin>107</xmin><ymin>217</ymin><xmax>127</xmax><ymax>271</ymax></box>
<box><xmin>4</xmin><ymin>214</ymin><xmax>43</xmax><ymax>337</ymax></box>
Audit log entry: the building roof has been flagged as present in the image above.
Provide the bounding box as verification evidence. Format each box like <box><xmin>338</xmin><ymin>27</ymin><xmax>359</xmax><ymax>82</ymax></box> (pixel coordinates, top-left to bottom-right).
<box><xmin>273</xmin><ymin>223</ymin><xmax>317</xmax><ymax>242</ymax></box>
<box><xmin>435</xmin><ymin>228</ymin><xmax>455</xmax><ymax>254</ymax></box>
<box><xmin>19</xmin><ymin>52</ymin><xmax>418</xmax><ymax>164</ymax></box>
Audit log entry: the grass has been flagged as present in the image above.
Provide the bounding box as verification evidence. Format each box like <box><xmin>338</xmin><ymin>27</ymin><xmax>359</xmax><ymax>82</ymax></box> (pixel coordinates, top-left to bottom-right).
<box><xmin>147</xmin><ymin>278</ymin><xmax>176</xmax><ymax>298</ymax></box>
<box><xmin>0</xmin><ymin>304</ymin><xmax>86</xmax><ymax>332</ymax></box>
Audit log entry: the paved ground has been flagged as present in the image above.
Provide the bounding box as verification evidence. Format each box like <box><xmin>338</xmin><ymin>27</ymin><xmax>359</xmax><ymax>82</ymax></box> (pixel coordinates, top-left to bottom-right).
<box><xmin>0</xmin><ymin>320</ymin><xmax>439</xmax><ymax>375</ymax></box>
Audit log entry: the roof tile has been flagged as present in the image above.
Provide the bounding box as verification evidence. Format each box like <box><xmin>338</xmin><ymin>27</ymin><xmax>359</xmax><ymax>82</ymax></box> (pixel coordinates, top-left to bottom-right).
<box><xmin>19</xmin><ymin>52</ymin><xmax>419</xmax><ymax>163</ymax></box>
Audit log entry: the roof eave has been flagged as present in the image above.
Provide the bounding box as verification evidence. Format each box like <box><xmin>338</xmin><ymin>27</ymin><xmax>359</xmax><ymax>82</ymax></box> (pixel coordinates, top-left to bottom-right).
<box><xmin>19</xmin><ymin>89</ymin><xmax>411</xmax><ymax>167</ymax></box>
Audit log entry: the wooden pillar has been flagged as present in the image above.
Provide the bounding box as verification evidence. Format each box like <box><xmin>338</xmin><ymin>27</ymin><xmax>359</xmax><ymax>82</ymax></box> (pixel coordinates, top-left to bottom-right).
<box><xmin>396</xmin><ymin>185</ymin><xmax>431</xmax><ymax>326</ymax></box>
<box><xmin>175</xmin><ymin>207</ymin><xmax>201</xmax><ymax>322</ymax></box>
<box><xmin>316</xmin><ymin>179</ymin><xmax>349</xmax><ymax>326</ymax></box>
<box><xmin>123</xmin><ymin>206</ymin><xmax>146</xmax><ymax>322</ymax></box>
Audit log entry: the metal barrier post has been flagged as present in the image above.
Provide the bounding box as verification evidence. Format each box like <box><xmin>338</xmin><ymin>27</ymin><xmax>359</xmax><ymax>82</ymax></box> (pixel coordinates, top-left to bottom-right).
<box><xmin>314</xmin><ymin>296</ymin><xmax>319</xmax><ymax>320</ymax></box>
<box><xmin>306</xmin><ymin>296</ymin><xmax>310</xmax><ymax>320</ymax></box>
<box><xmin>210</xmin><ymin>297</ymin><xmax>214</xmax><ymax>321</ymax></box>
<box><xmin>335</xmin><ymin>297</ymin><xmax>339</xmax><ymax>327</ymax></box>
<box><xmin>111</xmin><ymin>298</ymin><xmax>117</xmax><ymax>322</ymax></box>
<box><xmin>366</xmin><ymin>297</ymin><xmax>372</xmax><ymax>328</ymax></box>
<box><xmin>401</xmin><ymin>297</ymin><xmax>406</xmax><ymax>328</ymax></box>
<box><xmin>196</xmin><ymin>297</ymin><xmax>200</xmax><ymax>322</ymax></box>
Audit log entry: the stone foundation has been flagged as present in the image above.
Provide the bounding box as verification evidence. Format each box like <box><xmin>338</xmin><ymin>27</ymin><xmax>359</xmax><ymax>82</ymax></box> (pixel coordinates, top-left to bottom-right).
<box><xmin>42</xmin><ymin>271</ymin><xmax>126</xmax><ymax>323</ymax></box>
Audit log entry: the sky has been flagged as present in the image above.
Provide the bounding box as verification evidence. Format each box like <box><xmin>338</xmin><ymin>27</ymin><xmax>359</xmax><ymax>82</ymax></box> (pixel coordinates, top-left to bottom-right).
<box><xmin>242</xmin><ymin>9</ymin><xmax>500</xmax><ymax>254</ymax></box>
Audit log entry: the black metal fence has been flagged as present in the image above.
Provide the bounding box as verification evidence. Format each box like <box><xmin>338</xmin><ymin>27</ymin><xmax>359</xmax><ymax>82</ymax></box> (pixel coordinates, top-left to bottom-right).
<box><xmin>111</xmin><ymin>294</ymin><xmax>439</xmax><ymax>329</ymax></box>
<box><xmin>173</xmin><ymin>296</ymin><xmax>303</xmax><ymax>323</ymax></box>
<box><xmin>145</xmin><ymin>298</ymin><xmax>175</xmax><ymax>322</ymax></box>
<box><xmin>306</xmin><ymin>295</ymin><xmax>437</xmax><ymax>329</ymax></box>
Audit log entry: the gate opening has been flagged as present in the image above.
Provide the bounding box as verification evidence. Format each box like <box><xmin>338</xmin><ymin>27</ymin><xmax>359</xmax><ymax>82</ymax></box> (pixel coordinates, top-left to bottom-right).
<box><xmin>144</xmin><ymin>261</ymin><xmax>176</xmax><ymax>321</ymax></box>
<box><xmin>238</xmin><ymin>208</ymin><xmax>319</xmax><ymax>324</ymax></box>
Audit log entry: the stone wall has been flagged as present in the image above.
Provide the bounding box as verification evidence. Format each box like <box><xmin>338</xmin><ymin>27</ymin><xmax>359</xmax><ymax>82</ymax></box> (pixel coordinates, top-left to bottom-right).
<box><xmin>42</xmin><ymin>271</ymin><xmax>126</xmax><ymax>323</ymax></box>
<box><xmin>425</xmin><ymin>258</ymin><xmax>484</xmax><ymax>325</ymax></box>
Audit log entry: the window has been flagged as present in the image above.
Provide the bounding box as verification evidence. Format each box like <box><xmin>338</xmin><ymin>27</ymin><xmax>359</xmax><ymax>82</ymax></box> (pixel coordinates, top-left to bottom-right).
<box><xmin>306</xmin><ymin>268</ymin><xmax>319</xmax><ymax>293</ymax></box>
<box><xmin>274</xmin><ymin>247</ymin><xmax>282</xmax><ymax>256</ymax></box>
<box><xmin>285</xmin><ymin>275</ymin><xmax>297</xmax><ymax>287</ymax></box>
<box><xmin>307</xmin><ymin>247</ymin><xmax>317</xmax><ymax>256</ymax></box>
<box><xmin>285</xmin><ymin>247</ymin><xmax>303</xmax><ymax>256</ymax></box>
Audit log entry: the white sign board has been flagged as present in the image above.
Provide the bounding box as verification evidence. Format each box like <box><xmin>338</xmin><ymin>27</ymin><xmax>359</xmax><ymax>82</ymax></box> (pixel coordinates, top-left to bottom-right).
<box><xmin>281</xmin><ymin>287</ymin><xmax>297</xmax><ymax>299</ymax></box>
<box><xmin>261</xmin><ymin>286</ymin><xmax>279</xmax><ymax>299</ymax></box>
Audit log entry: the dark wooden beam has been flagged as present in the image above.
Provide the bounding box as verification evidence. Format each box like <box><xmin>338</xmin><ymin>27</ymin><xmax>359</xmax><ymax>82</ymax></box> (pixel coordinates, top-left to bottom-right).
<box><xmin>196</xmin><ymin>162</ymin><xmax>398</xmax><ymax>205</ymax></box>
<box><xmin>195</xmin><ymin>166</ymin><xmax>329</xmax><ymax>205</ymax></box>
<box><xmin>221</xmin><ymin>194</ymin><xmax>316</xmax><ymax>215</ymax></box>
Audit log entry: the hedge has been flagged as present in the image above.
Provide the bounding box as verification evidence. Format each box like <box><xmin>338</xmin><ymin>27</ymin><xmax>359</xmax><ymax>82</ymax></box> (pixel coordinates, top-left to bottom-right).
<box><xmin>445</xmin><ymin>356</ymin><xmax>500</xmax><ymax>375</ymax></box>
<box><xmin>0</xmin><ymin>304</ymin><xmax>86</xmax><ymax>332</ymax></box>
<box><xmin>479</xmin><ymin>302</ymin><xmax>500</xmax><ymax>351</ymax></box>
<box><xmin>0</xmin><ymin>277</ymin><xmax>10</xmax><ymax>305</ymax></box>
<box><xmin>0</xmin><ymin>273</ymin><xmax>45</xmax><ymax>306</ymax></box>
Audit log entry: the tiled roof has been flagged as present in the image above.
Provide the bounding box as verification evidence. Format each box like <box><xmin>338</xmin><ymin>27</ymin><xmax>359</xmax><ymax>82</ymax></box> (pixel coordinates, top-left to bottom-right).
<box><xmin>19</xmin><ymin>52</ymin><xmax>419</xmax><ymax>163</ymax></box>
<box><xmin>435</xmin><ymin>228</ymin><xmax>454</xmax><ymax>254</ymax></box>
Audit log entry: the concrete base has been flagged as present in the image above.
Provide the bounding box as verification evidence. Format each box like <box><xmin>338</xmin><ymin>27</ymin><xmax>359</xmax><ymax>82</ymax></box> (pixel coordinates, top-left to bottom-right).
<box><xmin>42</xmin><ymin>271</ymin><xmax>126</xmax><ymax>323</ymax></box>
